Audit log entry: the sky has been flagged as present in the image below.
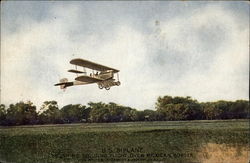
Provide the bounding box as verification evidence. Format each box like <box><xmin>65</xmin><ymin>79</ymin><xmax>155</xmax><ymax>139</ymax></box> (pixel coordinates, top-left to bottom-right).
<box><xmin>1</xmin><ymin>1</ymin><xmax>249</xmax><ymax>110</ymax></box>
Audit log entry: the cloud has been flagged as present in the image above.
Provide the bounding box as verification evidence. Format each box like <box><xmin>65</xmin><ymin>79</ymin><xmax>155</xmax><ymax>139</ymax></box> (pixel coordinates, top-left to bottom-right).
<box><xmin>144</xmin><ymin>4</ymin><xmax>249</xmax><ymax>102</ymax></box>
<box><xmin>1</xmin><ymin>2</ymin><xmax>249</xmax><ymax>110</ymax></box>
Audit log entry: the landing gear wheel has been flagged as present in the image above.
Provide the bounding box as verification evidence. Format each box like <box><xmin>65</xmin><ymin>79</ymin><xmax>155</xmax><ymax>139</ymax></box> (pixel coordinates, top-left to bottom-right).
<box><xmin>116</xmin><ymin>81</ymin><xmax>121</xmax><ymax>86</ymax></box>
<box><xmin>105</xmin><ymin>87</ymin><xmax>110</xmax><ymax>90</ymax></box>
<box><xmin>98</xmin><ymin>84</ymin><xmax>103</xmax><ymax>89</ymax></box>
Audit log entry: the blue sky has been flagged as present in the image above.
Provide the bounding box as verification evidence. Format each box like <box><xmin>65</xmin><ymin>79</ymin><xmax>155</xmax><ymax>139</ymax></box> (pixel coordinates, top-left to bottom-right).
<box><xmin>1</xmin><ymin>1</ymin><xmax>249</xmax><ymax>110</ymax></box>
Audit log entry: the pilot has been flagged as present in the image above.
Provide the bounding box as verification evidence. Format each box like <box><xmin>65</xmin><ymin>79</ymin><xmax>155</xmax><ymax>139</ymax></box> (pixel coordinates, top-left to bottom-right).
<box><xmin>90</xmin><ymin>73</ymin><xmax>92</xmax><ymax>77</ymax></box>
<box><xmin>96</xmin><ymin>72</ymin><xmax>99</xmax><ymax>75</ymax></box>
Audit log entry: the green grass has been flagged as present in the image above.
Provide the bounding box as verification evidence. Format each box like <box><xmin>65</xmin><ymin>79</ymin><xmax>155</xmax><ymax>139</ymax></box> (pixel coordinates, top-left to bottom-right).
<box><xmin>0</xmin><ymin>119</ymin><xmax>249</xmax><ymax>163</ymax></box>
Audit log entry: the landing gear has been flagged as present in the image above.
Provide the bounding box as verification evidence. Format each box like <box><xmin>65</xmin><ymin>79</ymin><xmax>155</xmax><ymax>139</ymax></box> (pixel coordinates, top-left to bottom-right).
<box><xmin>116</xmin><ymin>81</ymin><xmax>121</xmax><ymax>86</ymax></box>
<box><xmin>98</xmin><ymin>84</ymin><xmax>103</xmax><ymax>89</ymax></box>
<box><xmin>105</xmin><ymin>86</ymin><xmax>110</xmax><ymax>90</ymax></box>
<box><xmin>97</xmin><ymin>80</ymin><xmax>120</xmax><ymax>90</ymax></box>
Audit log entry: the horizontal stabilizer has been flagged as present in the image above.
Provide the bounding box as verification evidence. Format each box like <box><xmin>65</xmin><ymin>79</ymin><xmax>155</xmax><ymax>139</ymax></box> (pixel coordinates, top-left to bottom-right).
<box><xmin>68</xmin><ymin>69</ymin><xmax>86</xmax><ymax>74</ymax></box>
<box><xmin>54</xmin><ymin>78</ymin><xmax>74</xmax><ymax>89</ymax></box>
<box><xmin>54</xmin><ymin>82</ymin><xmax>73</xmax><ymax>86</ymax></box>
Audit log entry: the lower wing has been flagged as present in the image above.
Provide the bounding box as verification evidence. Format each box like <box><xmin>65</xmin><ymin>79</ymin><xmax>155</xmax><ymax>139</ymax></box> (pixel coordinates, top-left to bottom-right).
<box><xmin>75</xmin><ymin>75</ymin><xmax>104</xmax><ymax>83</ymax></box>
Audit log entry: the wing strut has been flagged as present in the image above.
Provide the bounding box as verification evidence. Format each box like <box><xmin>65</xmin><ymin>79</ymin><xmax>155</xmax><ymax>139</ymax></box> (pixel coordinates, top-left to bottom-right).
<box><xmin>75</xmin><ymin>65</ymin><xmax>78</xmax><ymax>77</ymax></box>
<box><xmin>117</xmin><ymin>73</ymin><xmax>120</xmax><ymax>81</ymax></box>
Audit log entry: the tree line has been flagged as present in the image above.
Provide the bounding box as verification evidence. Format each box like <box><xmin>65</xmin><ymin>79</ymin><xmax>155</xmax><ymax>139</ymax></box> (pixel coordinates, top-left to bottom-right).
<box><xmin>0</xmin><ymin>96</ymin><xmax>249</xmax><ymax>126</ymax></box>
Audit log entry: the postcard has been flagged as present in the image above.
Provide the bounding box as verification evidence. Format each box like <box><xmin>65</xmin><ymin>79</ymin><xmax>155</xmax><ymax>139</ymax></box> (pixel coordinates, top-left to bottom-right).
<box><xmin>0</xmin><ymin>1</ymin><xmax>249</xmax><ymax>163</ymax></box>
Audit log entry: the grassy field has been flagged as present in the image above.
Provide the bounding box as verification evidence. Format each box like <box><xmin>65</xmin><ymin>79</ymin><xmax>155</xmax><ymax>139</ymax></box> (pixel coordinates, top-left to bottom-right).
<box><xmin>0</xmin><ymin>119</ymin><xmax>249</xmax><ymax>163</ymax></box>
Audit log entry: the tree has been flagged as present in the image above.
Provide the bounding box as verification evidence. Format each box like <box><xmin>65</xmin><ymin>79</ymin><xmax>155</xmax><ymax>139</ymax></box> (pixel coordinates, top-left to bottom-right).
<box><xmin>88</xmin><ymin>102</ymin><xmax>110</xmax><ymax>122</ymax></box>
<box><xmin>121</xmin><ymin>107</ymin><xmax>138</xmax><ymax>122</ymax></box>
<box><xmin>159</xmin><ymin>104</ymin><xmax>184</xmax><ymax>120</ymax></box>
<box><xmin>182</xmin><ymin>103</ymin><xmax>204</xmax><ymax>120</ymax></box>
<box><xmin>143</xmin><ymin>110</ymin><xmax>163</xmax><ymax>121</ymax></box>
<box><xmin>61</xmin><ymin>104</ymin><xmax>90</xmax><ymax>123</ymax></box>
<box><xmin>5</xmin><ymin>101</ymin><xmax>37</xmax><ymax>125</ymax></box>
<box><xmin>156</xmin><ymin>96</ymin><xmax>203</xmax><ymax>120</ymax></box>
<box><xmin>1</xmin><ymin>97</ymin><xmax>248</xmax><ymax>125</ymax></box>
<box><xmin>88</xmin><ymin>102</ymin><xmax>141</xmax><ymax>122</ymax></box>
<box><xmin>0</xmin><ymin>104</ymin><xmax>7</xmax><ymax>125</ymax></box>
<box><xmin>237</xmin><ymin>100</ymin><xmax>249</xmax><ymax>118</ymax></box>
<box><xmin>133</xmin><ymin>111</ymin><xmax>146</xmax><ymax>121</ymax></box>
<box><xmin>156</xmin><ymin>96</ymin><xmax>198</xmax><ymax>110</ymax></box>
<box><xmin>202</xmin><ymin>100</ymin><xmax>249</xmax><ymax>120</ymax></box>
<box><xmin>228</xmin><ymin>100</ymin><xmax>249</xmax><ymax>119</ymax></box>
<box><xmin>202</xmin><ymin>102</ymin><xmax>223</xmax><ymax>120</ymax></box>
<box><xmin>38</xmin><ymin>101</ymin><xmax>62</xmax><ymax>124</ymax></box>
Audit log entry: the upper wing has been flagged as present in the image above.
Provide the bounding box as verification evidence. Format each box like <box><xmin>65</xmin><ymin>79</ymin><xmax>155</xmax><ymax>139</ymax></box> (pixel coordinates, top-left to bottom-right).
<box><xmin>70</xmin><ymin>58</ymin><xmax>119</xmax><ymax>73</ymax></box>
<box><xmin>75</xmin><ymin>75</ymin><xmax>104</xmax><ymax>83</ymax></box>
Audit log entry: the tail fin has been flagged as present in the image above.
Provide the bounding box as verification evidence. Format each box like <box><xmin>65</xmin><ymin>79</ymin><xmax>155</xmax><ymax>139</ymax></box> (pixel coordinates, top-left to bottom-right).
<box><xmin>59</xmin><ymin>78</ymin><xmax>68</xmax><ymax>89</ymax></box>
<box><xmin>54</xmin><ymin>78</ymin><xmax>73</xmax><ymax>90</ymax></box>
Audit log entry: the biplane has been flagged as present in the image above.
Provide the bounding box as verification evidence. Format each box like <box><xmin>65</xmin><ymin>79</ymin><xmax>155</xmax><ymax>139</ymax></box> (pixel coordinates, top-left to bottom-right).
<box><xmin>54</xmin><ymin>58</ymin><xmax>121</xmax><ymax>90</ymax></box>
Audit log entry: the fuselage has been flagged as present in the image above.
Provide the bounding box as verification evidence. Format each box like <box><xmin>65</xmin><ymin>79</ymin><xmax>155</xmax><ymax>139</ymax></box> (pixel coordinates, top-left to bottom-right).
<box><xmin>93</xmin><ymin>70</ymin><xmax>114</xmax><ymax>80</ymax></box>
